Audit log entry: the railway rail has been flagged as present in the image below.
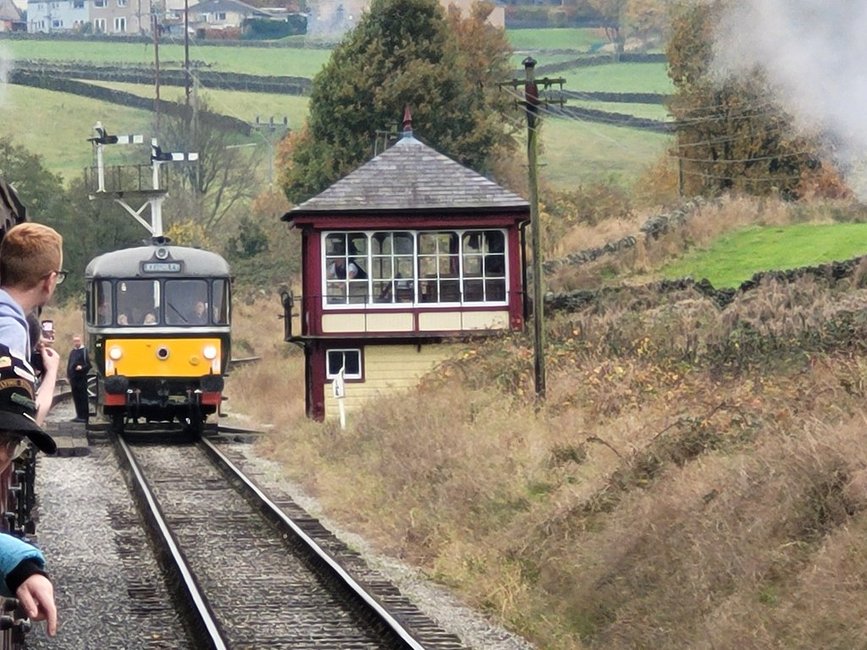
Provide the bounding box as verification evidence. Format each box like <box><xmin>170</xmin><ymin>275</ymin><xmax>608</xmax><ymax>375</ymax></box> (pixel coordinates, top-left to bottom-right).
<box><xmin>112</xmin><ymin>433</ymin><xmax>465</xmax><ymax>649</ymax></box>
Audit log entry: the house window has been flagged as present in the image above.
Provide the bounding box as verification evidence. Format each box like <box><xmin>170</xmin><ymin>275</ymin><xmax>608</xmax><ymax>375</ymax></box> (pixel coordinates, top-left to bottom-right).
<box><xmin>114</xmin><ymin>16</ymin><xmax>126</xmax><ymax>31</ymax></box>
<box><xmin>94</xmin><ymin>0</ymin><xmax>106</xmax><ymax>7</ymax></box>
<box><xmin>326</xmin><ymin>349</ymin><xmax>362</xmax><ymax>380</ymax></box>
<box><xmin>73</xmin><ymin>1</ymin><xmax>84</xmax><ymax>8</ymax></box>
<box><xmin>217</xmin><ymin>11</ymin><xmax>226</xmax><ymax>19</ymax></box>
<box><xmin>321</xmin><ymin>229</ymin><xmax>508</xmax><ymax>308</ymax></box>
<box><xmin>52</xmin><ymin>19</ymin><xmax>62</xmax><ymax>28</ymax></box>
<box><xmin>93</xmin><ymin>17</ymin><xmax>106</xmax><ymax>31</ymax></box>
<box><xmin>117</xmin><ymin>0</ymin><xmax>127</xmax><ymax>5</ymax></box>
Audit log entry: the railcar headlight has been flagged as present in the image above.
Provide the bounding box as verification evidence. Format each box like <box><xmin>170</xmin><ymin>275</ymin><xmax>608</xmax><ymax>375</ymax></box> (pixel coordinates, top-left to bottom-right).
<box><xmin>108</xmin><ymin>346</ymin><xmax>123</xmax><ymax>361</ymax></box>
<box><xmin>202</xmin><ymin>345</ymin><xmax>218</xmax><ymax>360</ymax></box>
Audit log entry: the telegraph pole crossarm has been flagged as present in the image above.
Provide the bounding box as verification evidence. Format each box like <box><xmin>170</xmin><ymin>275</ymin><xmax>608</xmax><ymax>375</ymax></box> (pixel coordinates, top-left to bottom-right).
<box><xmin>499</xmin><ymin>58</ymin><xmax>566</xmax><ymax>401</ymax></box>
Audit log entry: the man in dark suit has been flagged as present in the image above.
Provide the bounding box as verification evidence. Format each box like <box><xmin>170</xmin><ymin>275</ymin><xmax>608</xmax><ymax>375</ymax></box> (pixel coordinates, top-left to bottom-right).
<box><xmin>66</xmin><ymin>335</ymin><xmax>90</xmax><ymax>423</ymax></box>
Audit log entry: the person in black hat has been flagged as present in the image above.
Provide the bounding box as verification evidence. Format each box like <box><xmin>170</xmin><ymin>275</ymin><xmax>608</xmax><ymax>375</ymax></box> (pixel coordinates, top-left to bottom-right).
<box><xmin>0</xmin><ymin>344</ymin><xmax>57</xmax><ymax>636</ymax></box>
<box><xmin>0</xmin><ymin>345</ymin><xmax>57</xmax><ymax>455</ymax></box>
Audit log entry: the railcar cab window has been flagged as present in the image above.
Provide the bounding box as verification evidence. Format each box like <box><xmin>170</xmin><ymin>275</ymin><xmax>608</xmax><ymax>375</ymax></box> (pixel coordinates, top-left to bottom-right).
<box><xmin>86</xmin><ymin>278</ymin><xmax>231</xmax><ymax>327</ymax></box>
<box><xmin>320</xmin><ymin>229</ymin><xmax>507</xmax><ymax>308</ymax></box>
<box><xmin>117</xmin><ymin>280</ymin><xmax>160</xmax><ymax>325</ymax></box>
<box><xmin>165</xmin><ymin>279</ymin><xmax>209</xmax><ymax>325</ymax></box>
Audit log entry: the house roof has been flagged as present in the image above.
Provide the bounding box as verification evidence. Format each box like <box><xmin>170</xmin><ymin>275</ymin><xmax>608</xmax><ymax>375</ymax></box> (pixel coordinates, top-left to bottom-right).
<box><xmin>0</xmin><ymin>0</ymin><xmax>22</xmax><ymax>21</ymax></box>
<box><xmin>284</xmin><ymin>131</ymin><xmax>529</xmax><ymax>220</ymax></box>
<box><xmin>188</xmin><ymin>0</ymin><xmax>272</xmax><ymax>16</ymax></box>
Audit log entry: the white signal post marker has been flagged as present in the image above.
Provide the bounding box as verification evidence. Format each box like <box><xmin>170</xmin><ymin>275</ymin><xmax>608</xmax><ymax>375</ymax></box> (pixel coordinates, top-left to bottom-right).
<box><xmin>332</xmin><ymin>366</ymin><xmax>346</xmax><ymax>430</ymax></box>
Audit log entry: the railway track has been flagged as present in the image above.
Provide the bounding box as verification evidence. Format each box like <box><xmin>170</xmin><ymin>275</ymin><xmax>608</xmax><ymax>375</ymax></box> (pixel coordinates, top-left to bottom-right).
<box><xmin>112</xmin><ymin>434</ymin><xmax>465</xmax><ymax>649</ymax></box>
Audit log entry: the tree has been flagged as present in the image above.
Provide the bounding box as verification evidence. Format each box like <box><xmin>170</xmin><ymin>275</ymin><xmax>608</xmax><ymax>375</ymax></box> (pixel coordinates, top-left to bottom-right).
<box><xmin>57</xmin><ymin>175</ymin><xmax>150</xmax><ymax>300</ymax></box>
<box><xmin>281</xmin><ymin>0</ymin><xmax>517</xmax><ymax>203</ymax></box>
<box><xmin>588</xmin><ymin>0</ymin><xmax>628</xmax><ymax>54</ymax></box>
<box><xmin>667</xmin><ymin>1</ymin><xmax>828</xmax><ymax>199</ymax></box>
<box><xmin>158</xmin><ymin>99</ymin><xmax>265</xmax><ymax>229</ymax></box>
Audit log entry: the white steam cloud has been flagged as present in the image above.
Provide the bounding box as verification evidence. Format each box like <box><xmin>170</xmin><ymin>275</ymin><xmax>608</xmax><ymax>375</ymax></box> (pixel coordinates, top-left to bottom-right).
<box><xmin>0</xmin><ymin>46</ymin><xmax>12</xmax><ymax>107</ymax></box>
<box><xmin>711</xmin><ymin>0</ymin><xmax>867</xmax><ymax>197</ymax></box>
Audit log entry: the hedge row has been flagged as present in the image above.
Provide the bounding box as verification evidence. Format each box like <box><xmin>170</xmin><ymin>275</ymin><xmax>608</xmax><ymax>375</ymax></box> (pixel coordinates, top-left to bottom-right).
<box><xmin>9</xmin><ymin>71</ymin><xmax>252</xmax><ymax>134</ymax></box>
<box><xmin>15</xmin><ymin>60</ymin><xmax>311</xmax><ymax>95</ymax></box>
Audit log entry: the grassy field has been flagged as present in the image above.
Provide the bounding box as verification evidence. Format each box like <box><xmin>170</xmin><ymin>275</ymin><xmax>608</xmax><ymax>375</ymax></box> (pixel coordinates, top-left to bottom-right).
<box><xmin>1</xmin><ymin>40</ymin><xmax>332</xmax><ymax>77</ymax></box>
<box><xmin>507</xmin><ymin>26</ymin><xmax>605</xmax><ymax>51</ymax></box>
<box><xmin>561</xmin><ymin>61</ymin><xmax>673</xmax><ymax>94</ymax></box>
<box><xmin>537</xmin><ymin>117</ymin><xmax>672</xmax><ymax>189</ymax></box>
<box><xmin>0</xmin><ymin>84</ymin><xmax>154</xmax><ymax>182</ymax></box>
<box><xmin>662</xmin><ymin>222</ymin><xmax>867</xmax><ymax>287</ymax></box>
<box><xmin>0</xmin><ymin>31</ymin><xmax>674</xmax><ymax>192</ymax></box>
<box><xmin>89</xmin><ymin>81</ymin><xmax>310</xmax><ymax>129</ymax></box>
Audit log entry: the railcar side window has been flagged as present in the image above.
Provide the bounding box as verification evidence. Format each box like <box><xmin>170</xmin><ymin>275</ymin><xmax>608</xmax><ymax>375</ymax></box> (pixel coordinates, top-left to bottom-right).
<box><xmin>326</xmin><ymin>349</ymin><xmax>362</xmax><ymax>380</ymax></box>
<box><xmin>212</xmin><ymin>279</ymin><xmax>230</xmax><ymax>325</ymax></box>
<box><xmin>94</xmin><ymin>281</ymin><xmax>113</xmax><ymax>326</ymax></box>
<box><xmin>165</xmin><ymin>279</ymin><xmax>209</xmax><ymax>325</ymax></box>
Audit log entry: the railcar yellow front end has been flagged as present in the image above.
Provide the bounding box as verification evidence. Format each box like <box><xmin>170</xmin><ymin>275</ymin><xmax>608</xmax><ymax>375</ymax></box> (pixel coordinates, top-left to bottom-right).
<box><xmin>99</xmin><ymin>336</ymin><xmax>226</xmax><ymax>411</ymax></box>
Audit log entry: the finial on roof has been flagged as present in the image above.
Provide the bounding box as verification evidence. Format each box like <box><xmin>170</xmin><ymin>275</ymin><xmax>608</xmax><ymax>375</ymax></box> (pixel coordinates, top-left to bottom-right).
<box><xmin>402</xmin><ymin>105</ymin><xmax>413</xmax><ymax>137</ymax></box>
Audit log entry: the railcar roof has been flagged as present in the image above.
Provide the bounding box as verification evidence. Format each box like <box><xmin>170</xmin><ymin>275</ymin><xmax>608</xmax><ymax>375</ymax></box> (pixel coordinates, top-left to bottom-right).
<box><xmin>85</xmin><ymin>244</ymin><xmax>231</xmax><ymax>278</ymax></box>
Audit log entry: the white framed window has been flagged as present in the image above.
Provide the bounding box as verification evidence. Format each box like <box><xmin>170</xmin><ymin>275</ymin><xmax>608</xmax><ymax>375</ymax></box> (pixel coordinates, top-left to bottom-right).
<box><xmin>93</xmin><ymin>17</ymin><xmax>106</xmax><ymax>31</ymax></box>
<box><xmin>217</xmin><ymin>11</ymin><xmax>226</xmax><ymax>19</ymax></box>
<box><xmin>93</xmin><ymin>0</ymin><xmax>106</xmax><ymax>7</ymax></box>
<box><xmin>326</xmin><ymin>349</ymin><xmax>362</xmax><ymax>380</ymax></box>
<box><xmin>117</xmin><ymin>0</ymin><xmax>127</xmax><ymax>5</ymax></box>
<box><xmin>114</xmin><ymin>16</ymin><xmax>126</xmax><ymax>31</ymax></box>
<box><xmin>321</xmin><ymin>229</ymin><xmax>508</xmax><ymax>308</ymax></box>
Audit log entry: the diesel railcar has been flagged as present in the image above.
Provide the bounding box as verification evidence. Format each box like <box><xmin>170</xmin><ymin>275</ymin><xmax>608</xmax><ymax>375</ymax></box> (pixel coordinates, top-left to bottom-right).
<box><xmin>84</xmin><ymin>238</ymin><xmax>231</xmax><ymax>435</ymax></box>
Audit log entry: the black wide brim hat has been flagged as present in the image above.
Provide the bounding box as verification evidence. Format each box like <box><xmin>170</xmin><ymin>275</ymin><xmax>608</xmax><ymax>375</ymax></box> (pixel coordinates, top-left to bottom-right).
<box><xmin>0</xmin><ymin>347</ymin><xmax>56</xmax><ymax>454</ymax></box>
<box><xmin>0</xmin><ymin>407</ymin><xmax>56</xmax><ymax>454</ymax></box>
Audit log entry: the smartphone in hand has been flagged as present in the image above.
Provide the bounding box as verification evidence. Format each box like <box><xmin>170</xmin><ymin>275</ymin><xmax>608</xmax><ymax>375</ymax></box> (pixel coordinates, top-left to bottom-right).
<box><xmin>40</xmin><ymin>319</ymin><xmax>55</xmax><ymax>343</ymax></box>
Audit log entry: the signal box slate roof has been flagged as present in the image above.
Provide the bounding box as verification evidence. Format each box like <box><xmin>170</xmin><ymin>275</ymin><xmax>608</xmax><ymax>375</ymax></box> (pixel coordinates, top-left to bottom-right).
<box><xmin>283</xmin><ymin>134</ymin><xmax>529</xmax><ymax>221</ymax></box>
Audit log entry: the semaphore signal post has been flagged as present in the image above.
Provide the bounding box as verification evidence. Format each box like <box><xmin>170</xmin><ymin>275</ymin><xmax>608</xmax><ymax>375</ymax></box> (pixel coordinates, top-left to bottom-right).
<box><xmin>86</xmin><ymin>121</ymin><xmax>198</xmax><ymax>238</ymax></box>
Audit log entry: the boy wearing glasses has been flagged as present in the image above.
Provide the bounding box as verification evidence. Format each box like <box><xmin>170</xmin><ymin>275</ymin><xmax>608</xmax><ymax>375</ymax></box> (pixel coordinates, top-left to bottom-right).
<box><xmin>0</xmin><ymin>345</ymin><xmax>58</xmax><ymax>637</ymax></box>
<box><xmin>0</xmin><ymin>223</ymin><xmax>63</xmax><ymax>425</ymax></box>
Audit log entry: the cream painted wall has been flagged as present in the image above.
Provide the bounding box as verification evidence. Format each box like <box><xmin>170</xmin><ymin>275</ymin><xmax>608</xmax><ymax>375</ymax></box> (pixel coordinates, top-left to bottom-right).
<box><xmin>323</xmin><ymin>343</ymin><xmax>457</xmax><ymax>420</ymax></box>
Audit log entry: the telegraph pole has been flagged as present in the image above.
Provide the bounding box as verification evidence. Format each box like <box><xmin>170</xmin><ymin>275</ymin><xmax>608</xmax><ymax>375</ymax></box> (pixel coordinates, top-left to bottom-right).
<box><xmin>251</xmin><ymin>116</ymin><xmax>289</xmax><ymax>188</ymax></box>
<box><xmin>184</xmin><ymin>0</ymin><xmax>190</xmax><ymax>108</ymax></box>
<box><xmin>501</xmin><ymin>57</ymin><xmax>565</xmax><ymax>400</ymax></box>
<box><xmin>152</xmin><ymin>5</ymin><xmax>161</xmax><ymax>133</ymax></box>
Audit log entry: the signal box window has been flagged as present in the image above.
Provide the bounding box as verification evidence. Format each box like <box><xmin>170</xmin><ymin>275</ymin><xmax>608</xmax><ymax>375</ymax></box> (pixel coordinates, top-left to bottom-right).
<box><xmin>321</xmin><ymin>229</ymin><xmax>508</xmax><ymax>308</ymax></box>
<box><xmin>326</xmin><ymin>349</ymin><xmax>362</xmax><ymax>380</ymax></box>
<box><xmin>324</xmin><ymin>232</ymin><xmax>368</xmax><ymax>305</ymax></box>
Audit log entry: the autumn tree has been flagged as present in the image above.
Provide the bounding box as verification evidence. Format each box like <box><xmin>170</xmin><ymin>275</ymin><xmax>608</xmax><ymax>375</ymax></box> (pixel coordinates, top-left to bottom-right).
<box><xmin>281</xmin><ymin>0</ymin><xmax>517</xmax><ymax>203</ymax></box>
<box><xmin>588</xmin><ymin>0</ymin><xmax>628</xmax><ymax>53</ymax></box>
<box><xmin>158</xmin><ymin>100</ymin><xmax>265</xmax><ymax>229</ymax></box>
<box><xmin>667</xmin><ymin>1</ymin><xmax>827</xmax><ymax>199</ymax></box>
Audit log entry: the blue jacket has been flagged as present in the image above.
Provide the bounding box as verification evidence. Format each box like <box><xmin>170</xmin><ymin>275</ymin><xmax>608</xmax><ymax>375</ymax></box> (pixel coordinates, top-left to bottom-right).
<box><xmin>0</xmin><ymin>533</ymin><xmax>45</xmax><ymax>594</ymax></box>
<box><xmin>0</xmin><ymin>289</ymin><xmax>29</xmax><ymax>359</ymax></box>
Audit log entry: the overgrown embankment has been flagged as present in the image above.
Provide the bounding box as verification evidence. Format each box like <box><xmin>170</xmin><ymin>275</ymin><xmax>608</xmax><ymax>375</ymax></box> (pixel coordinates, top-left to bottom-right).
<box><xmin>253</xmin><ymin>197</ymin><xmax>867</xmax><ymax>649</ymax></box>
